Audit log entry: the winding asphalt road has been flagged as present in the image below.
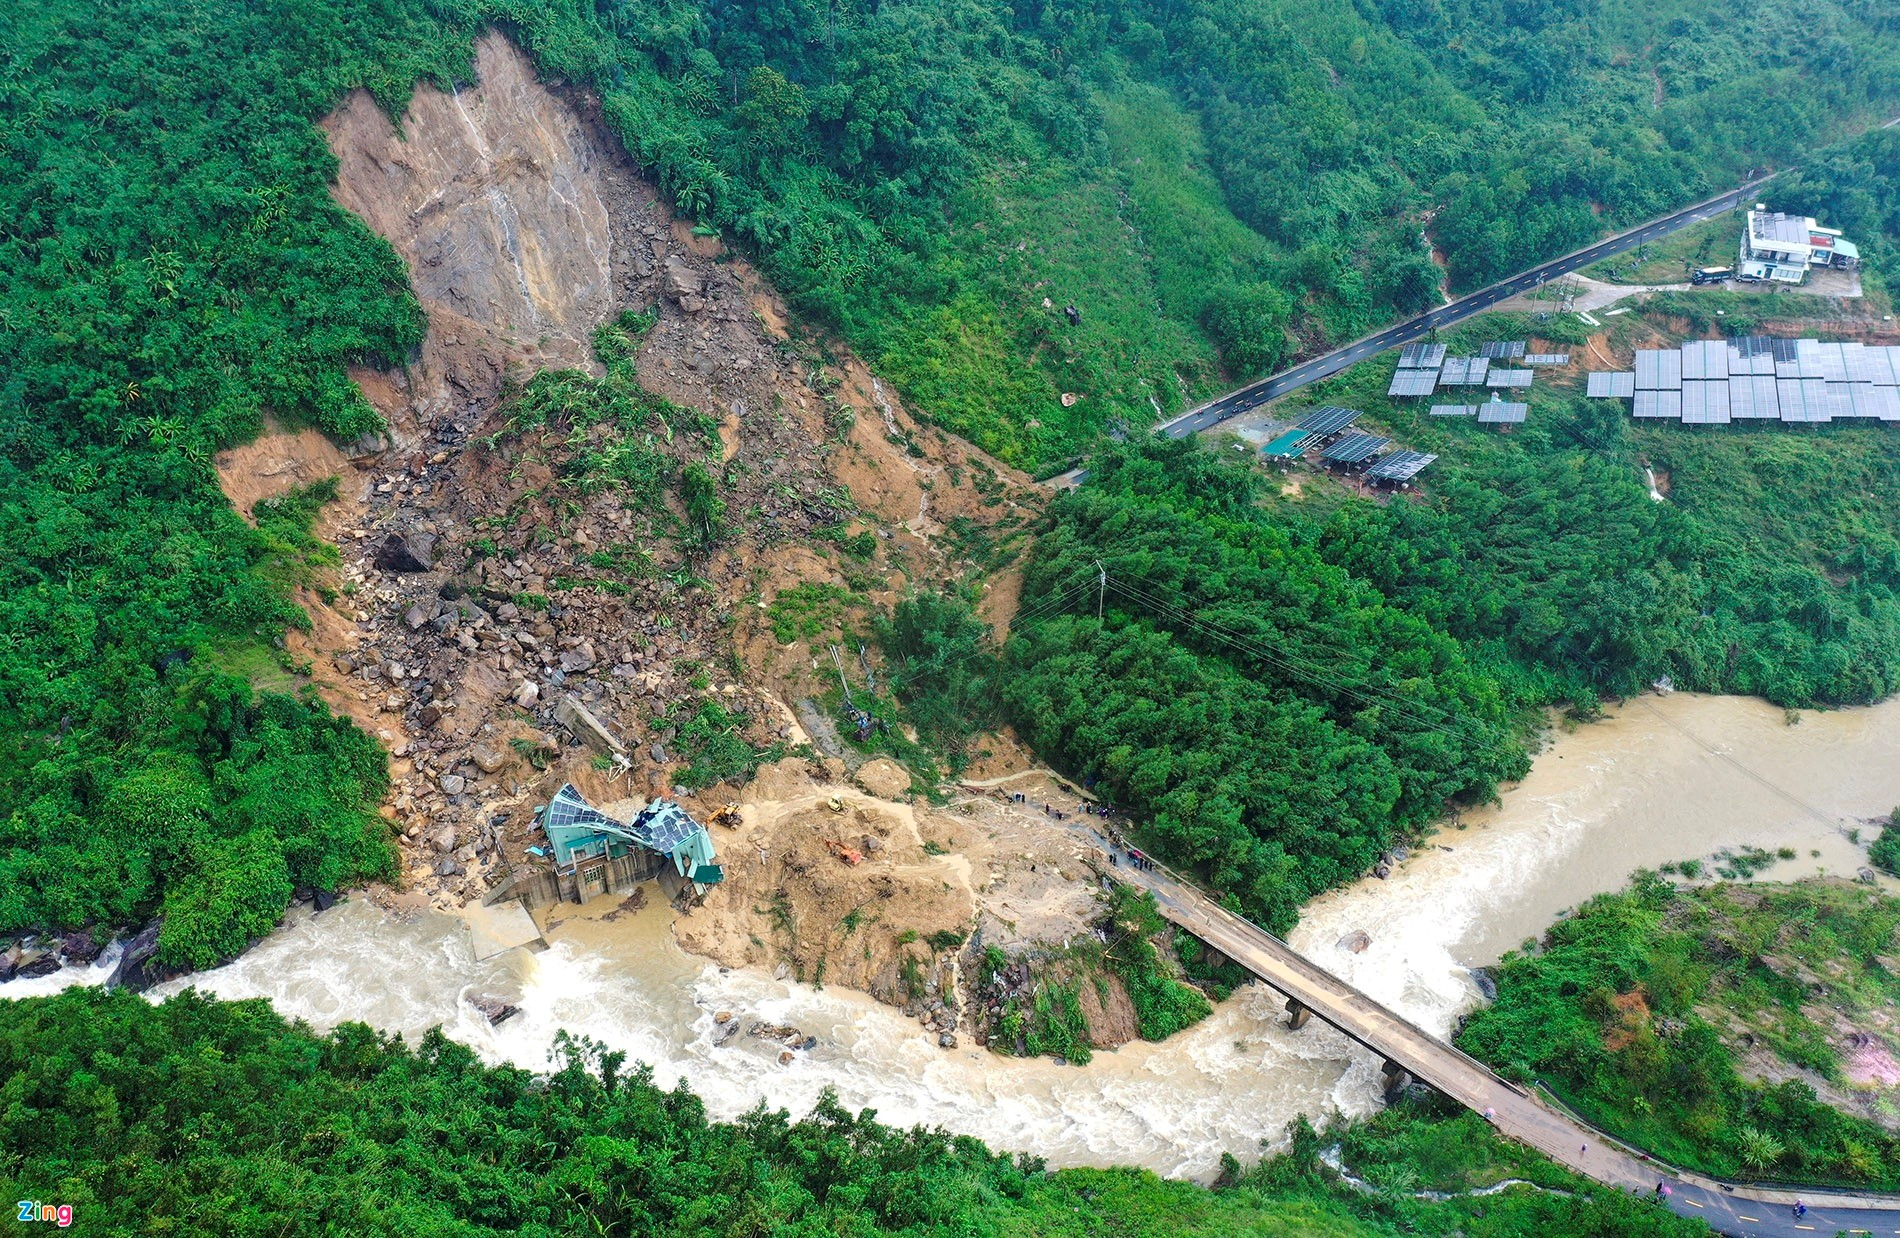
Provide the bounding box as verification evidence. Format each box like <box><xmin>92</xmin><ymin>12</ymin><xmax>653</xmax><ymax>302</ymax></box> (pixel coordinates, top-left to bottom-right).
<box><xmin>1158</xmin><ymin>177</ymin><xmax>1774</xmax><ymax>439</ymax></box>
<box><xmin>1080</xmin><ymin>825</ymin><xmax>1900</xmax><ymax>1238</ymax></box>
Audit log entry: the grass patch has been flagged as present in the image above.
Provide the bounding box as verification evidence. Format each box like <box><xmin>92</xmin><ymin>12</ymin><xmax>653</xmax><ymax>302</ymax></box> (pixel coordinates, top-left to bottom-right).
<box><xmin>1460</xmin><ymin>874</ymin><xmax>1900</xmax><ymax>1188</ymax></box>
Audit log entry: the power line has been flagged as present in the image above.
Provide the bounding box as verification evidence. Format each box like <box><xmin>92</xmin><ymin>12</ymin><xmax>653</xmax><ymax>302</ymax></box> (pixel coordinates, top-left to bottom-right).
<box><xmin>1101</xmin><ymin>573</ymin><xmax>1499</xmax><ymax>748</ymax></box>
<box><xmin>1009</xmin><ymin>566</ymin><xmax>1501</xmax><ymax>750</ymax></box>
<box><xmin>1631</xmin><ymin>698</ymin><xmax>1842</xmax><ymax>829</ymax></box>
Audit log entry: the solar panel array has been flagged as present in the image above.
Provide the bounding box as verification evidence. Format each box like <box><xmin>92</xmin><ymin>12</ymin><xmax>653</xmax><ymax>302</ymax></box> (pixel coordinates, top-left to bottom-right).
<box><xmin>1486</xmin><ymin>369</ymin><xmax>1534</xmax><ymax>389</ymax></box>
<box><xmin>1479</xmin><ymin>341</ymin><xmax>1527</xmax><ymax>359</ymax></box>
<box><xmin>1297</xmin><ymin>405</ymin><xmax>1362</xmax><ymax>436</ymax></box>
<box><xmin>545</xmin><ymin>783</ymin><xmax>630</xmax><ymax>839</ymax></box>
<box><xmin>1438</xmin><ymin>356</ymin><xmax>1491</xmax><ymax>385</ymax></box>
<box><xmin>1388</xmin><ymin>369</ymin><xmax>1440</xmax><ymax>397</ymax></box>
<box><xmin>1365</xmin><ymin>451</ymin><xmax>1438</xmax><ymax>483</ymax></box>
<box><xmin>541</xmin><ymin>785</ymin><xmax>708</xmax><ymax>859</ymax></box>
<box><xmin>1596</xmin><ymin>337</ymin><xmax>1900</xmax><ymax>425</ymax></box>
<box><xmin>1587</xmin><ymin>372</ymin><xmax>1636</xmax><ymax>398</ymax></box>
<box><xmin>1399</xmin><ymin>343</ymin><xmax>1448</xmax><ymax>368</ymax></box>
<box><xmin>1525</xmin><ymin>353</ymin><xmax>1570</xmax><ymax>366</ymax></box>
<box><xmin>1429</xmin><ymin>403</ymin><xmax>1476</xmax><ymax>417</ymax></box>
<box><xmin>1321</xmin><ymin>432</ymin><xmax>1391</xmax><ymax>464</ymax></box>
<box><xmin>1477</xmin><ymin>401</ymin><xmax>1528</xmax><ymax>424</ymax></box>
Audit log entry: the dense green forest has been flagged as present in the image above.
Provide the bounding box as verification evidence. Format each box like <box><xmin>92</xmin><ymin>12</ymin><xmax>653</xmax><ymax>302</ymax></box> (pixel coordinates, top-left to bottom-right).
<box><xmin>0</xmin><ymin>988</ymin><xmax>1703</xmax><ymax>1236</ymax></box>
<box><xmin>553</xmin><ymin>0</ymin><xmax>1900</xmax><ymax>466</ymax></box>
<box><xmin>1460</xmin><ymin>876</ymin><xmax>1900</xmax><ymax>1191</ymax></box>
<box><xmin>993</xmin><ymin>393</ymin><xmax>1900</xmax><ymax>928</ymax></box>
<box><xmin>0</xmin><ymin>2</ymin><xmax>474</xmax><ymax>965</ymax></box>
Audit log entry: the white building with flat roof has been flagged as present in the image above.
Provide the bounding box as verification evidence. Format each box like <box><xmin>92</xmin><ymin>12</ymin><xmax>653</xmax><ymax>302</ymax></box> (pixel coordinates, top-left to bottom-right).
<box><xmin>1739</xmin><ymin>207</ymin><xmax>1860</xmax><ymax>283</ymax></box>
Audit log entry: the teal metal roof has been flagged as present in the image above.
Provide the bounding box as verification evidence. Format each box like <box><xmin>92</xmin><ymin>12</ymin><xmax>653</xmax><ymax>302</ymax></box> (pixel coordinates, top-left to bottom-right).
<box><xmin>540</xmin><ymin>784</ymin><xmax>719</xmax><ymax>879</ymax></box>
<box><xmin>1261</xmin><ymin>429</ymin><xmax>1315</xmax><ymax>458</ymax></box>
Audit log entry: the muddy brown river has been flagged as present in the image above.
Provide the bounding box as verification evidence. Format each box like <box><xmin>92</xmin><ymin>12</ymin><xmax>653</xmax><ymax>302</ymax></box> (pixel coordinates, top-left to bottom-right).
<box><xmin>14</xmin><ymin>693</ymin><xmax>1898</xmax><ymax>1179</ymax></box>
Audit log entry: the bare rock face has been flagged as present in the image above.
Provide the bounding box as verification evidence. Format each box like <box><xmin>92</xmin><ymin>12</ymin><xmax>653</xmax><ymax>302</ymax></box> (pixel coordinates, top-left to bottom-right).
<box><xmin>321</xmin><ymin>33</ymin><xmax>628</xmax><ymax>446</ymax></box>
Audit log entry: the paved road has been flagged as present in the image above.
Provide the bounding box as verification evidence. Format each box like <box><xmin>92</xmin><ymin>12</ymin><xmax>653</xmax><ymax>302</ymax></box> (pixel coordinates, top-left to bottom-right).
<box><xmin>1087</xmin><ymin>832</ymin><xmax>1900</xmax><ymax>1237</ymax></box>
<box><xmin>1157</xmin><ymin>178</ymin><xmax>1772</xmax><ymax>439</ymax></box>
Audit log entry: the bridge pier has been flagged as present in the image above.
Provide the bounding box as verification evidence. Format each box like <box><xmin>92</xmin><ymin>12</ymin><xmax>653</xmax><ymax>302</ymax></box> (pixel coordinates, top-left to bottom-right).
<box><xmin>1284</xmin><ymin>997</ymin><xmax>1312</xmax><ymax>1031</ymax></box>
<box><xmin>1382</xmin><ymin>1058</ymin><xmax>1414</xmax><ymax>1100</ymax></box>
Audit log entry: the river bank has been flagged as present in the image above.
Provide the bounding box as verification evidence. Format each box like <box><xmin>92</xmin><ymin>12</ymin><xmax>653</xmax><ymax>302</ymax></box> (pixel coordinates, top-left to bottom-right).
<box><xmin>14</xmin><ymin>689</ymin><xmax>1900</xmax><ymax>1179</ymax></box>
<box><xmin>132</xmin><ymin>691</ymin><xmax>1900</xmax><ymax>1179</ymax></box>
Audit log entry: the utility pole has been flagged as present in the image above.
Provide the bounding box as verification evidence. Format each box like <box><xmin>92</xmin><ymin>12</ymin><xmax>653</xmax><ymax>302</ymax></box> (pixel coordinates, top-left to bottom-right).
<box><xmin>1095</xmin><ymin>560</ymin><xmax>1106</xmax><ymax>621</ymax></box>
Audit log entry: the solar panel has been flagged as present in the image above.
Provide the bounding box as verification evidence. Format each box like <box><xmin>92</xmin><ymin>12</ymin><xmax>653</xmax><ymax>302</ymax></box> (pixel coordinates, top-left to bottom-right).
<box><xmin>1321</xmin><ymin>432</ymin><xmax>1392</xmax><ymax>464</ymax></box>
<box><xmin>633</xmin><ymin>801</ymin><xmax>703</xmax><ymax>854</ymax></box>
<box><xmin>1635</xmin><ymin>351</ymin><xmax>1660</xmax><ymax>390</ymax></box>
<box><xmin>1727</xmin><ymin>339</ymin><xmax>1775</xmax><ymax>375</ymax></box>
<box><xmin>1806</xmin><ymin>377</ymin><xmax>1835</xmax><ymax>421</ymax></box>
<box><xmin>1816</xmin><ymin>342</ymin><xmax>1849</xmax><ymax>382</ymax></box>
<box><xmin>1658</xmin><ymin>350</ymin><xmax>1682</xmax><ymax>389</ymax></box>
<box><xmin>1703</xmin><ymin>340</ymin><xmax>1729</xmax><ymax>379</ymax></box>
<box><xmin>1825</xmin><ymin>382</ymin><xmax>1857</xmax><ymax>420</ymax></box>
<box><xmin>1797</xmin><ymin>339</ymin><xmax>1826</xmax><ymax>379</ymax></box>
<box><xmin>1297</xmin><ymin>406</ymin><xmax>1362</xmax><ymax>436</ymax></box>
<box><xmin>1438</xmin><ymin>357</ymin><xmax>1490</xmax><ymax>385</ymax></box>
<box><xmin>544</xmin><ymin>783</ymin><xmax>628</xmax><ymax>839</ymax></box>
<box><xmin>1633</xmin><ymin>390</ymin><xmax>1681</xmax><ymax>419</ymax></box>
<box><xmin>1845</xmin><ymin>384</ymin><xmax>1887</xmax><ymax>419</ymax></box>
<box><xmin>1476</xmin><ymin>402</ymin><xmax>1527</xmax><ymax>424</ymax></box>
<box><xmin>1525</xmin><ymin>353</ymin><xmax>1569</xmax><ymax>365</ymax></box>
<box><xmin>1729</xmin><ymin>374</ymin><xmax>1780</xmax><ymax>420</ymax></box>
<box><xmin>1479</xmin><ymin>341</ymin><xmax>1526</xmax><ymax>359</ymax></box>
<box><xmin>1486</xmin><ymin>369</ymin><xmax>1533</xmax><ymax>388</ymax></box>
<box><xmin>1399</xmin><ymin>343</ymin><xmax>1447</xmax><ymax>368</ymax></box>
<box><xmin>1429</xmin><ymin>403</ymin><xmax>1475</xmax><ymax>416</ymax></box>
<box><xmin>1754</xmin><ymin>374</ymin><xmax>1782</xmax><ymax>419</ymax></box>
<box><xmin>1868</xmin><ymin>386</ymin><xmax>1900</xmax><ymax>421</ymax></box>
<box><xmin>1682</xmin><ymin>342</ymin><xmax>1705</xmax><ymax>382</ymax></box>
<box><xmin>1876</xmin><ymin>348</ymin><xmax>1900</xmax><ymax>386</ymax></box>
<box><xmin>1777</xmin><ymin>379</ymin><xmax>1809</xmax><ymax>422</ymax></box>
<box><xmin>1681</xmin><ymin>381</ymin><xmax>1730</xmax><ymax>425</ymax></box>
<box><xmin>1388</xmin><ymin>370</ymin><xmax>1439</xmax><ymax>397</ymax></box>
<box><xmin>1365</xmin><ymin>450</ymin><xmax>1438</xmax><ymax>483</ymax></box>
<box><xmin>1844</xmin><ymin>342</ymin><xmax>1880</xmax><ymax>387</ymax></box>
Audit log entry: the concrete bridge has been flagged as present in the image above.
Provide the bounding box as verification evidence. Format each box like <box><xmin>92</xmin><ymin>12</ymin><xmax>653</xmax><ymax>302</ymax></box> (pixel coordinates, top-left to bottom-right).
<box><xmin>1097</xmin><ymin>839</ymin><xmax>1900</xmax><ymax>1238</ymax></box>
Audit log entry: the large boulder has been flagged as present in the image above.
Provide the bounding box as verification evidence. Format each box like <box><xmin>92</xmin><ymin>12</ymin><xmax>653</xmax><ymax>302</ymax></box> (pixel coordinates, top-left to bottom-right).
<box><xmin>469</xmin><ymin>990</ymin><xmax>520</xmax><ymax>1025</ymax></box>
<box><xmin>61</xmin><ymin>928</ymin><xmax>102</xmax><ymax>964</ymax></box>
<box><xmin>853</xmin><ymin>757</ymin><xmax>911</xmax><ymax>801</ymax></box>
<box><xmin>374</xmin><ymin>531</ymin><xmax>436</xmax><ymax>573</ymax></box>
<box><xmin>108</xmin><ymin>918</ymin><xmax>168</xmax><ymax>991</ymax></box>
<box><xmin>661</xmin><ymin>254</ymin><xmax>705</xmax><ymax>306</ymax></box>
<box><xmin>16</xmin><ymin>952</ymin><xmax>62</xmax><ymax>979</ymax></box>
